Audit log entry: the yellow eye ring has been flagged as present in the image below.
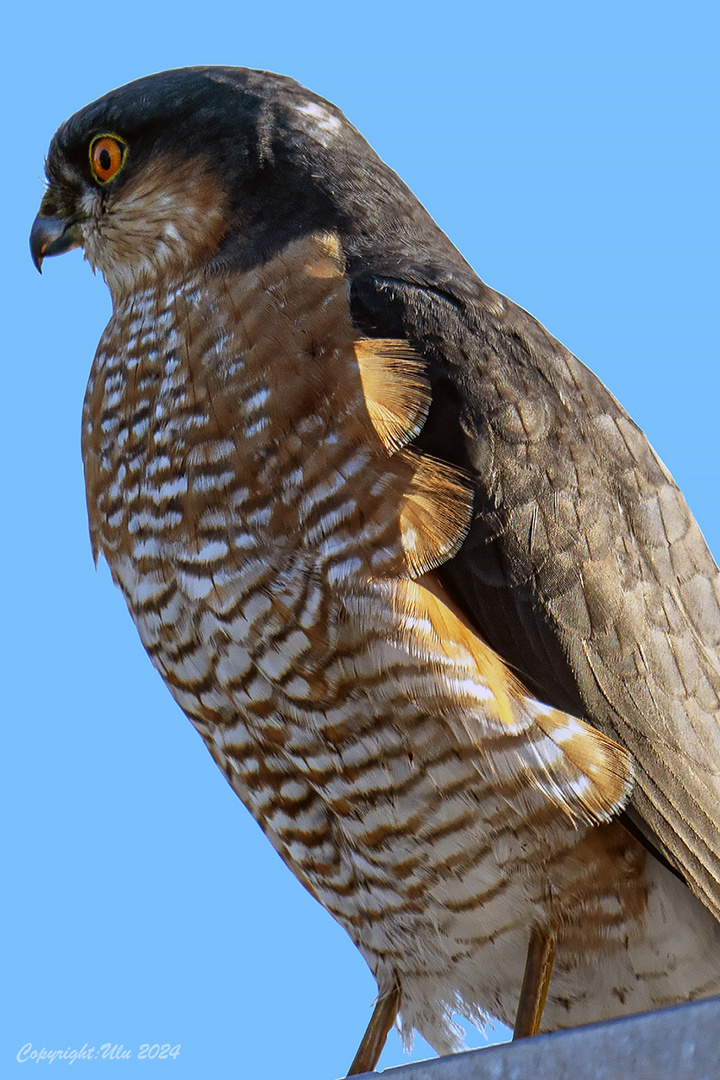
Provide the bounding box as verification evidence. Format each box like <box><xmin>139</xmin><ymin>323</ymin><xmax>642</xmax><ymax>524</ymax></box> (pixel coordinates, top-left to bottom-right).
<box><xmin>89</xmin><ymin>134</ymin><xmax>128</xmax><ymax>184</ymax></box>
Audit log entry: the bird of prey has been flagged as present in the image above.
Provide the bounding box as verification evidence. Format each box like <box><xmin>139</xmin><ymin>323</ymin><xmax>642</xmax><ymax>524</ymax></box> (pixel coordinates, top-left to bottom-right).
<box><xmin>31</xmin><ymin>67</ymin><xmax>720</xmax><ymax>1072</ymax></box>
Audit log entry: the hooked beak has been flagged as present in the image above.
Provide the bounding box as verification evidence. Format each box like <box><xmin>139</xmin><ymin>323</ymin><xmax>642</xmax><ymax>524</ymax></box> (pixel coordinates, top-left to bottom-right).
<box><xmin>30</xmin><ymin>212</ymin><xmax>83</xmax><ymax>273</ymax></box>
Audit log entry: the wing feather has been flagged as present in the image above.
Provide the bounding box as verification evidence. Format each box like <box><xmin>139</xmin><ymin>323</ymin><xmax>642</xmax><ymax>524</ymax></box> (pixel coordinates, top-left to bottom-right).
<box><xmin>350</xmin><ymin>269</ymin><xmax>720</xmax><ymax>919</ymax></box>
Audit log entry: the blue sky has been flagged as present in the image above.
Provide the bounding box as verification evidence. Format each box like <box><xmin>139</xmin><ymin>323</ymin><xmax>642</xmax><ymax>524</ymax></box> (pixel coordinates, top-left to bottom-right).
<box><xmin>4</xmin><ymin>1</ymin><xmax>719</xmax><ymax>1077</ymax></box>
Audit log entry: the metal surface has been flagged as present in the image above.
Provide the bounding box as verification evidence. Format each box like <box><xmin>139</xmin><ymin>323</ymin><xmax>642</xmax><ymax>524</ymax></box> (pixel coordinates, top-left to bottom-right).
<box><xmin>355</xmin><ymin>996</ymin><xmax>720</xmax><ymax>1080</ymax></box>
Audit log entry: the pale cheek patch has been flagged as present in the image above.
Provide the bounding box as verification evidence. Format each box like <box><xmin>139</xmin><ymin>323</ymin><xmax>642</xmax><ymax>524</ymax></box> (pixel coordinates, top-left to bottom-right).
<box><xmin>80</xmin><ymin>188</ymin><xmax>103</xmax><ymax>219</ymax></box>
<box><xmin>84</xmin><ymin>153</ymin><xmax>229</xmax><ymax>300</ymax></box>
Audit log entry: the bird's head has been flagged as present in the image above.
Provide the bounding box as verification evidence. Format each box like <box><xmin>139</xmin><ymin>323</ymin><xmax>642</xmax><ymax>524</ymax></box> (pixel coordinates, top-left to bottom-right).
<box><xmin>30</xmin><ymin>66</ymin><xmax>427</xmax><ymax>301</ymax></box>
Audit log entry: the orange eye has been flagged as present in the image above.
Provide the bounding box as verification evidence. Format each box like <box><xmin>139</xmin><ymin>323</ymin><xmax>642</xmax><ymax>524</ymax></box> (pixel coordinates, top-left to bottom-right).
<box><xmin>89</xmin><ymin>134</ymin><xmax>127</xmax><ymax>184</ymax></box>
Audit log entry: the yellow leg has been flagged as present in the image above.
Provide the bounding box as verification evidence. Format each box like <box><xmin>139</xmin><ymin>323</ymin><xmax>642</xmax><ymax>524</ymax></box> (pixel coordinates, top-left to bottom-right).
<box><xmin>513</xmin><ymin>927</ymin><xmax>556</xmax><ymax>1039</ymax></box>
<box><xmin>346</xmin><ymin>986</ymin><xmax>401</xmax><ymax>1076</ymax></box>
